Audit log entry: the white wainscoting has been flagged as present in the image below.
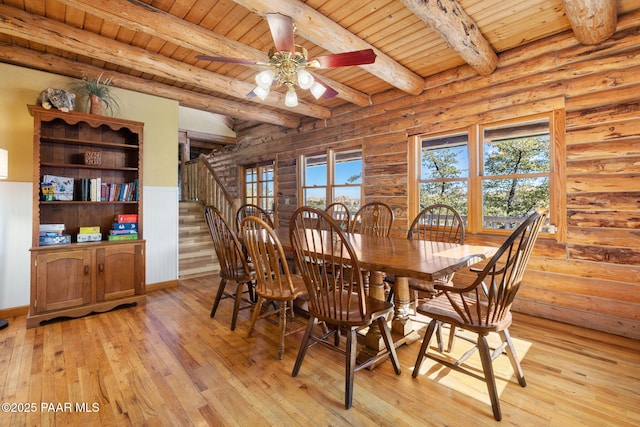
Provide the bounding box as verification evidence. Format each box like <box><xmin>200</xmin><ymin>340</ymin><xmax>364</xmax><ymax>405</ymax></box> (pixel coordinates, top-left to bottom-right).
<box><xmin>0</xmin><ymin>182</ymin><xmax>33</xmax><ymax>309</ymax></box>
<box><xmin>142</xmin><ymin>186</ymin><xmax>179</xmax><ymax>285</ymax></box>
<box><xmin>0</xmin><ymin>183</ymin><xmax>178</xmax><ymax>311</ymax></box>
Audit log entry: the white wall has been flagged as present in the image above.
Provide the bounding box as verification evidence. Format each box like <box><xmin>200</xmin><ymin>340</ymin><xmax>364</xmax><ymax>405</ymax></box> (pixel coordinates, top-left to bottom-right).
<box><xmin>0</xmin><ymin>182</ymin><xmax>32</xmax><ymax>308</ymax></box>
<box><xmin>143</xmin><ymin>186</ymin><xmax>179</xmax><ymax>284</ymax></box>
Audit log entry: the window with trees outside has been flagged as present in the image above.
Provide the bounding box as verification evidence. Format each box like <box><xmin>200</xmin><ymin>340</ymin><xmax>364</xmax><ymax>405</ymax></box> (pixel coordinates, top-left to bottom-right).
<box><xmin>411</xmin><ymin>111</ymin><xmax>564</xmax><ymax>239</ymax></box>
<box><xmin>300</xmin><ymin>149</ymin><xmax>362</xmax><ymax>213</ymax></box>
<box><xmin>244</xmin><ymin>162</ymin><xmax>275</xmax><ymax>218</ymax></box>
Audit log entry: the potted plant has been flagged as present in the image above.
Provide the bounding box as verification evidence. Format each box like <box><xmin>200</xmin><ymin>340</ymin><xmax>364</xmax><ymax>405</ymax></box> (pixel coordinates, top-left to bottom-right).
<box><xmin>70</xmin><ymin>73</ymin><xmax>121</xmax><ymax>115</ymax></box>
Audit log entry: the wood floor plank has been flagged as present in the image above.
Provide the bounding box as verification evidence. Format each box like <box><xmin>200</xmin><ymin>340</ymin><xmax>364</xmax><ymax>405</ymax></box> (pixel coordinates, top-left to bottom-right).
<box><xmin>0</xmin><ymin>274</ymin><xmax>639</xmax><ymax>426</ymax></box>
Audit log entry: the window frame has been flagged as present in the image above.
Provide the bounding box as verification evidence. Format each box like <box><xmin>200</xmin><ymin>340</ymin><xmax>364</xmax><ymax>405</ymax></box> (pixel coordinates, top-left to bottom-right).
<box><xmin>299</xmin><ymin>148</ymin><xmax>363</xmax><ymax>211</ymax></box>
<box><xmin>409</xmin><ymin>109</ymin><xmax>565</xmax><ymax>241</ymax></box>
<box><xmin>241</xmin><ymin>161</ymin><xmax>276</xmax><ymax>220</ymax></box>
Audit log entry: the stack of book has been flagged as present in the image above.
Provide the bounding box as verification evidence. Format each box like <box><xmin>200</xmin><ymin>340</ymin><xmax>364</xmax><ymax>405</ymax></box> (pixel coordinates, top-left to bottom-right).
<box><xmin>39</xmin><ymin>224</ymin><xmax>71</xmax><ymax>246</ymax></box>
<box><xmin>77</xmin><ymin>179</ymin><xmax>139</xmax><ymax>202</ymax></box>
<box><xmin>108</xmin><ymin>214</ymin><xmax>139</xmax><ymax>241</ymax></box>
<box><xmin>77</xmin><ymin>226</ymin><xmax>102</xmax><ymax>243</ymax></box>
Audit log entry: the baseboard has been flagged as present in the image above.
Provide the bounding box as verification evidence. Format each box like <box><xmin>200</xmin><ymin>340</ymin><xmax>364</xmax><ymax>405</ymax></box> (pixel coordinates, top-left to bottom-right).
<box><xmin>146</xmin><ymin>280</ymin><xmax>179</xmax><ymax>292</ymax></box>
<box><xmin>0</xmin><ymin>305</ymin><xmax>29</xmax><ymax>319</ymax></box>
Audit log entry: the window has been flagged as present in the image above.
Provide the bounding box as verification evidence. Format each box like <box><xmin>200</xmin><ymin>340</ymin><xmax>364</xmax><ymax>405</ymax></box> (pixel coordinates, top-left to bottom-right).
<box><xmin>480</xmin><ymin>118</ymin><xmax>551</xmax><ymax>230</ymax></box>
<box><xmin>412</xmin><ymin>111</ymin><xmax>564</xmax><ymax>238</ymax></box>
<box><xmin>300</xmin><ymin>149</ymin><xmax>362</xmax><ymax>213</ymax></box>
<box><xmin>418</xmin><ymin>132</ymin><xmax>470</xmax><ymax>224</ymax></box>
<box><xmin>244</xmin><ymin>162</ymin><xmax>275</xmax><ymax>215</ymax></box>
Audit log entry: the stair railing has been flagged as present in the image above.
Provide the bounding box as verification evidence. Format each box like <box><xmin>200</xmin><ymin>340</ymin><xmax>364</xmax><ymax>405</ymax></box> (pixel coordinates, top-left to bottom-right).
<box><xmin>182</xmin><ymin>154</ymin><xmax>239</xmax><ymax>225</ymax></box>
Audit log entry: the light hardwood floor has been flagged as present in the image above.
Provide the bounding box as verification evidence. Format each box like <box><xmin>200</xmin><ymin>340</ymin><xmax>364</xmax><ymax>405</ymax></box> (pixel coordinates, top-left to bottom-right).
<box><xmin>1</xmin><ymin>275</ymin><xmax>638</xmax><ymax>426</ymax></box>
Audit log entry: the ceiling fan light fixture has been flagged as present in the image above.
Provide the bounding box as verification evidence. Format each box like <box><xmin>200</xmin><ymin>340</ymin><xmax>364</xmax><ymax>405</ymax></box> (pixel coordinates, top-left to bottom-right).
<box><xmin>284</xmin><ymin>86</ymin><xmax>298</xmax><ymax>107</ymax></box>
<box><xmin>253</xmin><ymin>85</ymin><xmax>270</xmax><ymax>101</ymax></box>
<box><xmin>310</xmin><ymin>82</ymin><xmax>327</xmax><ymax>99</ymax></box>
<box><xmin>297</xmin><ymin>69</ymin><xmax>314</xmax><ymax>90</ymax></box>
<box><xmin>255</xmin><ymin>69</ymin><xmax>275</xmax><ymax>89</ymax></box>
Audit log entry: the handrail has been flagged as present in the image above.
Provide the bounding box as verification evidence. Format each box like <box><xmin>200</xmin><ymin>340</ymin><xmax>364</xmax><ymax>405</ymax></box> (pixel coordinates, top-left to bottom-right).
<box><xmin>181</xmin><ymin>154</ymin><xmax>238</xmax><ymax>225</ymax></box>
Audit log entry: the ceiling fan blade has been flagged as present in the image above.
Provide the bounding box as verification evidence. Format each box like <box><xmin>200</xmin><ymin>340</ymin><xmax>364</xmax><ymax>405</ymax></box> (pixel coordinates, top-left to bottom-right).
<box><xmin>195</xmin><ymin>55</ymin><xmax>259</xmax><ymax>65</ymax></box>
<box><xmin>309</xmin><ymin>49</ymin><xmax>376</xmax><ymax>68</ymax></box>
<box><xmin>266</xmin><ymin>13</ymin><xmax>295</xmax><ymax>53</ymax></box>
<box><xmin>313</xmin><ymin>78</ymin><xmax>339</xmax><ymax>99</ymax></box>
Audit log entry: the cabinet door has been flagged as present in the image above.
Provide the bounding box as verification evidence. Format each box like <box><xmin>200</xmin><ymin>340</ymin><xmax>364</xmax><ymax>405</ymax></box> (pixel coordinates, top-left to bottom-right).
<box><xmin>96</xmin><ymin>243</ymin><xmax>145</xmax><ymax>301</ymax></box>
<box><xmin>35</xmin><ymin>250</ymin><xmax>92</xmax><ymax>313</ymax></box>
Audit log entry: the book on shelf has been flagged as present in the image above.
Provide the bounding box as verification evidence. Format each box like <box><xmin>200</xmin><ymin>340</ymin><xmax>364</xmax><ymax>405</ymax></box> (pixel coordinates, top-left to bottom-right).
<box><xmin>39</xmin><ymin>223</ymin><xmax>65</xmax><ymax>232</ymax></box>
<box><xmin>115</xmin><ymin>214</ymin><xmax>138</xmax><ymax>223</ymax></box>
<box><xmin>42</xmin><ymin>175</ymin><xmax>74</xmax><ymax>201</ymax></box>
<box><xmin>39</xmin><ymin>234</ymin><xmax>71</xmax><ymax>246</ymax></box>
<box><xmin>76</xmin><ymin>179</ymin><xmax>139</xmax><ymax>202</ymax></box>
<box><xmin>77</xmin><ymin>233</ymin><xmax>102</xmax><ymax>243</ymax></box>
<box><xmin>79</xmin><ymin>226</ymin><xmax>101</xmax><ymax>234</ymax></box>
<box><xmin>39</xmin><ymin>231</ymin><xmax>64</xmax><ymax>237</ymax></box>
<box><xmin>112</xmin><ymin>222</ymin><xmax>138</xmax><ymax>231</ymax></box>
<box><xmin>107</xmin><ymin>233</ymin><xmax>138</xmax><ymax>241</ymax></box>
<box><xmin>90</xmin><ymin>178</ymin><xmax>101</xmax><ymax>201</ymax></box>
<box><xmin>109</xmin><ymin>229</ymin><xmax>138</xmax><ymax>235</ymax></box>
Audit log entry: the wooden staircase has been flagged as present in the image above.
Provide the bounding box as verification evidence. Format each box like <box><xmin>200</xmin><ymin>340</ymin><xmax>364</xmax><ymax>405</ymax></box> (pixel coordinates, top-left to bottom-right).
<box><xmin>179</xmin><ymin>201</ymin><xmax>219</xmax><ymax>279</ymax></box>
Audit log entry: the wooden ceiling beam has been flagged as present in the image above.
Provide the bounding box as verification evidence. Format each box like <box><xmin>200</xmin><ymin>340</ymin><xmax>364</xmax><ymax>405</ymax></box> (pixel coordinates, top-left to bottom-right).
<box><xmin>564</xmin><ymin>0</ymin><xmax>617</xmax><ymax>44</ymax></box>
<box><xmin>184</xmin><ymin>131</ymin><xmax>236</xmax><ymax>146</ymax></box>
<box><xmin>0</xmin><ymin>4</ymin><xmax>329</xmax><ymax>120</ymax></box>
<box><xmin>0</xmin><ymin>43</ymin><xmax>302</xmax><ymax>129</ymax></box>
<box><xmin>233</xmin><ymin>0</ymin><xmax>425</xmax><ymax>96</ymax></box>
<box><xmin>55</xmin><ymin>0</ymin><xmax>370</xmax><ymax>107</ymax></box>
<box><xmin>401</xmin><ymin>0</ymin><xmax>498</xmax><ymax>76</ymax></box>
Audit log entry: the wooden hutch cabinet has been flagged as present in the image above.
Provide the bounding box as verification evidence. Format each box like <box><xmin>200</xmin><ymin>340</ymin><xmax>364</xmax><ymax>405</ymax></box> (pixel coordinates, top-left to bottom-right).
<box><xmin>27</xmin><ymin>105</ymin><xmax>146</xmax><ymax>328</ymax></box>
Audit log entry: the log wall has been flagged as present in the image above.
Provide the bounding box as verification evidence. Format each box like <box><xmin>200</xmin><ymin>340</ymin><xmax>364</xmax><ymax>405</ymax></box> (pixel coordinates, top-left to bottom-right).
<box><xmin>205</xmin><ymin>11</ymin><xmax>640</xmax><ymax>339</ymax></box>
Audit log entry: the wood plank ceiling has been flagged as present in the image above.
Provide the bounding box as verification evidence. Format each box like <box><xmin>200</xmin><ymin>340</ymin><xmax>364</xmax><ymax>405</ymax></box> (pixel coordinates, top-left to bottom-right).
<box><xmin>0</xmin><ymin>0</ymin><xmax>635</xmax><ymax>131</ymax></box>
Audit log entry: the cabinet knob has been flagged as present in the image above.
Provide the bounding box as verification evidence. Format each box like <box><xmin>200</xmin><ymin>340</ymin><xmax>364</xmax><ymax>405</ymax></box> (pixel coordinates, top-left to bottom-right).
<box><xmin>84</xmin><ymin>265</ymin><xmax>89</xmax><ymax>275</ymax></box>
<box><xmin>99</xmin><ymin>264</ymin><xmax>104</xmax><ymax>273</ymax></box>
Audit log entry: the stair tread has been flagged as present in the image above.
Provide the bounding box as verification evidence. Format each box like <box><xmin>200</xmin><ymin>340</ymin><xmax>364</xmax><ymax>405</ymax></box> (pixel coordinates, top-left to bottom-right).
<box><xmin>178</xmin><ymin>201</ymin><xmax>220</xmax><ymax>279</ymax></box>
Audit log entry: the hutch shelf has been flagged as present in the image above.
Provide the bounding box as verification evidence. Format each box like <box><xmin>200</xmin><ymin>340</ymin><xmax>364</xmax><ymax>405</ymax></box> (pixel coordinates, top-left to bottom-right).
<box><xmin>27</xmin><ymin>105</ymin><xmax>146</xmax><ymax>328</ymax></box>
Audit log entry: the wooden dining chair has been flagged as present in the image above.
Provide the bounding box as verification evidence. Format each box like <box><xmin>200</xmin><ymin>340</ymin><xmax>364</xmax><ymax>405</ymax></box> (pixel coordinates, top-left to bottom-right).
<box><xmin>412</xmin><ymin>209</ymin><xmax>547</xmax><ymax>421</ymax></box>
<box><xmin>349</xmin><ymin>201</ymin><xmax>394</xmax><ymax>237</ymax></box>
<box><xmin>204</xmin><ymin>205</ymin><xmax>256</xmax><ymax>331</ymax></box>
<box><xmin>289</xmin><ymin>206</ymin><xmax>401</xmax><ymax>409</ymax></box>
<box><xmin>325</xmin><ymin>201</ymin><xmax>351</xmax><ymax>231</ymax></box>
<box><xmin>407</xmin><ymin>203</ymin><xmax>465</xmax><ymax>304</ymax></box>
<box><xmin>240</xmin><ymin>216</ymin><xmax>307</xmax><ymax>360</ymax></box>
<box><xmin>387</xmin><ymin>203</ymin><xmax>465</xmax><ymax>350</ymax></box>
<box><xmin>235</xmin><ymin>203</ymin><xmax>273</xmax><ymax>231</ymax></box>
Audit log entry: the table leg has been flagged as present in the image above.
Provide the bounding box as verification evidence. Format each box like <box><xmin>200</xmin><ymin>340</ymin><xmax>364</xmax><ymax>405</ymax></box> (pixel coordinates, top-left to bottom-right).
<box><xmin>391</xmin><ymin>277</ymin><xmax>419</xmax><ymax>344</ymax></box>
<box><xmin>362</xmin><ymin>271</ymin><xmax>386</xmax><ymax>352</ymax></box>
<box><xmin>358</xmin><ymin>273</ymin><xmax>420</xmax><ymax>367</ymax></box>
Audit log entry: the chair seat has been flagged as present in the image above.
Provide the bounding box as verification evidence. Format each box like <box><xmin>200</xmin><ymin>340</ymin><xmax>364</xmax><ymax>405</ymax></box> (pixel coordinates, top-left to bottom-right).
<box><xmin>416</xmin><ymin>293</ymin><xmax>513</xmax><ymax>334</ymax></box>
<box><xmin>256</xmin><ymin>274</ymin><xmax>307</xmax><ymax>301</ymax></box>
<box><xmin>312</xmin><ymin>291</ymin><xmax>394</xmax><ymax>328</ymax></box>
<box><xmin>221</xmin><ymin>265</ymin><xmax>255</xmax><ymax>282</ymax></box>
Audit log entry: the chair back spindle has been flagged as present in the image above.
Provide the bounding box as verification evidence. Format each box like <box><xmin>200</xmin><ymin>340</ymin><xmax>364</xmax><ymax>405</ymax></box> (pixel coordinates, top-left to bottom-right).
<box><xmin>235</xmin><ymin>203</ymin><xmax>273</xmax><ymax>231</ymax></box>
<box><xmin>206</xmin><ymin>206</ymin><xmax>251</xmax><ymax>280</ymax></box>
<box><xmin>325</xmin><ymin>202</ymin><xmax>351</xmax><ymax>231</ymax></box>
<box><xmin>408</xmin><ymin>203</ymin><xmax>465</xmax><ymax>244</ymax></box>
<box><xmin>349</xmin><ymin>202</ymin><xmax>394</xmax><ymax>237</ymax></box>
<box><xmin>204</xmin><ymin>205</ymin><xmax>255</xmax><ymax>330</ymax></box>
<box><xmin>241</xmin><ymin>216</ymin><xmax>296</xmax><ymax>298</ymax></box>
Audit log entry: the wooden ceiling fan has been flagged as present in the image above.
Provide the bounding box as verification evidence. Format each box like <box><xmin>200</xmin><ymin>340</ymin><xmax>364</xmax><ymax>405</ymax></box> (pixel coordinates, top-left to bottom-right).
<box><xmin>196</xmin><ymin>13</ymin><xmax>376</xmax><ymax>106</ymax></box>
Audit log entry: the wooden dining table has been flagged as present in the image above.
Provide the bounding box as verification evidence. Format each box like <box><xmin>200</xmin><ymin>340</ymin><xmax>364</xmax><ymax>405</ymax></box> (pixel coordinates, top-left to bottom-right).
<box><xmin>273</xmin><ymin>226</ymin><xmax>498</xmax><ymax>356</ymax></box>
